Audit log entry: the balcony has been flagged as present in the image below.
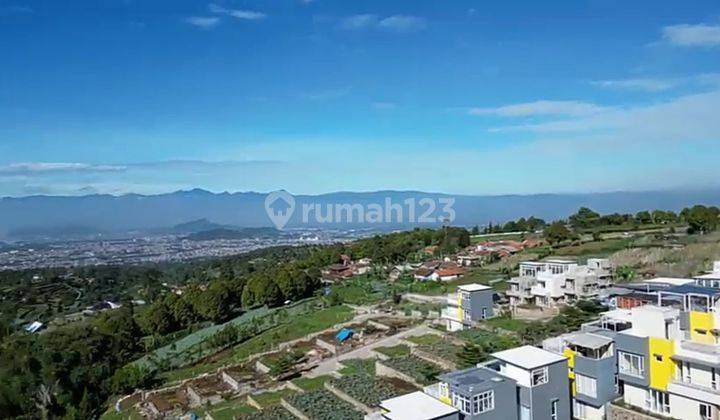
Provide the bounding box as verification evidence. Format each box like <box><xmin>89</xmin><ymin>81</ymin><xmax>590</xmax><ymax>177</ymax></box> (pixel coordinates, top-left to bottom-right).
<box><xmin>668</xmin><ymin>378</ymin><xmax>720</xmax><ymax>405</ymax></box>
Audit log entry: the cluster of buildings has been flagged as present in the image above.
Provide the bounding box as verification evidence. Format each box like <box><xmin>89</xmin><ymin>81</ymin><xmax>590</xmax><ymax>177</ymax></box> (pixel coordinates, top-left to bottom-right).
<box><xmin>375</xmin><ymin>345</ymin><xmax>571</xmax><ymax>420</ymax></box>
<box><xmin>321</xmin><ymin>255</ymin><xmax>373</xmax><ymax>282</ymax></box>
<box><xmin>375</xmin><ymin>265</ymin><xmax>720</xmax><ymax>420</ymax></box>
<box><xmin>507</xmin><ymin>259</ymin><xmax>614</xmax><ymax>308</ymax></box>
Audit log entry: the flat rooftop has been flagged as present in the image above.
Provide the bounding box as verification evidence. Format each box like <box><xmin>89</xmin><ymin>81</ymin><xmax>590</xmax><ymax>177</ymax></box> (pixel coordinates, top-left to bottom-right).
<box><xmin>380</xmin><ymin>391</ymin><xmax>458</xmax><ymax>420</ymax></box>
<box><xmin>644</xmin><ymin>277</ymin><xmax>694</xmax><ymax>286</ymax></box>
<box><xmin>458</xmin><ymin>283</ymin><xmax>491</xmax><ymax>292</ymax></box>
<box><xmin>492</xmin><ymin>345</ymin><xmax>566</xmax><ymax>369</ymax></box>
<box><xmin>438</xmin><ymin>366</ymin><xmax>513</xmax><ymax>394</ymax></box>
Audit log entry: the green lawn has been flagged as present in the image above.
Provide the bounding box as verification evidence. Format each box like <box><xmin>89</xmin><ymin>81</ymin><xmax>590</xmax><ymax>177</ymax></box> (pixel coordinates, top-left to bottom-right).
<box><xmin>339</xmin><ymin>358</ymin><xmax>376</xmax><ymax>376</ymax></box>
<box><xmin>161</xmin><ymin>305</ymin><xmax>354</xmax><ymax>383</ymax></box>
<box><xmin>483</xmin><ymin>316</ymin><xmax>530</xmax><ymax>332</ymax></box>
<box><xmin>251</xmin><ymin>389</ymin><xmax>297</xmax><ymax>408</ymax></box>
<box><xmin>99</xmin><ymin>408</ymin><xmax>145</xmax><ymax>420</ymax></box>
<box><xmin>193</xmin><ymin>398</ymin><xmax>257</xmax><ymax>420</ymax></box>
<box><xmin>374</xmin><ymin>344</ymin><xmax>411</xmax><ymax>358</ymax></box>
<box><xmin>291</xmin><ymin>375</ymin><xmax>332</xmax><ymax>391</ymax></box>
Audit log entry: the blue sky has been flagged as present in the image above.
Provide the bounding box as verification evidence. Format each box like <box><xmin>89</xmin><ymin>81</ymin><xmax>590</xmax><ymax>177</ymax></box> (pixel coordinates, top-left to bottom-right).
<box><xmin>1</xmin><ymin>0</ymin><xmax>720</xmax><ymax>197</ymax></box>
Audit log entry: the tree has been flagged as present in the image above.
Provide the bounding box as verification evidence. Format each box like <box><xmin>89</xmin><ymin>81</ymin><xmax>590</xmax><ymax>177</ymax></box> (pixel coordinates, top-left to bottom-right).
<box><xmin>635</xmin><ymin>211</ymin><xmax>652</xmax><ymax>225</ymax></box>
<box><xmin>457</xmin><ymin>343</ymin><xmax>487</xmax><ymax>368</ymax></box>
<box><xmin>544</xmin><ymin>222</ymin><xmax>573</xmax><ymax>245</ymax></box>
<box><xmin>471</xmin><ymin>225</ymin><xmax>480</xmax><ymax>235</ymax></box>
<box><xmin>193</xmin><ymin>281</ymin><xmax>233</xmax><ymax>322</ymax></box>
<box><xmin>110</xmin><ymin>365</ymin><xmax>156</xmax><ymax>395</ymax></box>
<box><xmin>569</xmin><ymin>207</ymin><xmax>601</xmax><ymax>229</ymax></box>
<box><xmin>683</xmin><ymin>205</ymin><xmax>720</xmax><ymax>234</ymax></box>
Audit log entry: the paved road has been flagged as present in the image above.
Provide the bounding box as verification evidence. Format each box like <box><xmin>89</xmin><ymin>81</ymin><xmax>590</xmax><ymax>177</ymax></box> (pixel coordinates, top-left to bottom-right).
<box><xmin>307</xmin><ymin>323</ymin><xmax>440</xmax><ymax>377</ymax></box>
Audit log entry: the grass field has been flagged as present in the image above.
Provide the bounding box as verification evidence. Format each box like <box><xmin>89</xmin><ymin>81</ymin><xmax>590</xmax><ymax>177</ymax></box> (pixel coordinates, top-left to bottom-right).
<box><xmin>251</xmin><ymin>389</ymin><xmax>297</xmax><ymax>408</ymax></box>
<box><xmin>194</xmin><ymin>398</ymin><xmax>257</xmax><ymax>420</ymax></box>
<box><xmin>291</xmin><ymin>375</ymin><xmax>332</xmax><ymax>391</ymax></box>
<box><xmin>482</xmin><ymin>316</ymin><xmax>530</xmax><ymax>332</ymax></box>
<box><xmin>374</xmin><ymin>344</ymin><xmax>411</xmax><ymax>358</ymax></box>
<box><xmin>338</xmin><ymin>358</ymin><xmax>376</xmax><ymax>376</ymax></box>
<box><xmin>161</xmin><ymin>304</ymin><xmax>354</xmax><ymax>383</ymax></box>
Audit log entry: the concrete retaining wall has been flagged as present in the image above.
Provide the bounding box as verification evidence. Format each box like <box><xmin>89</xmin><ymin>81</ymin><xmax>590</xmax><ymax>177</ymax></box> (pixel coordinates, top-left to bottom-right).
<box><xmin>281</xmin><ymin>398</ymin><xmax>310</xmax><ymax>420</ymax></box>
<box><xmin>375</xmin><ymin>360</ymin><xmax>423</xmax><ymax>388</ymax></box>
<box><xmin>324</xmin><ymin>381</ymin><xmax>374</xmax><ymax>414</ymax></box>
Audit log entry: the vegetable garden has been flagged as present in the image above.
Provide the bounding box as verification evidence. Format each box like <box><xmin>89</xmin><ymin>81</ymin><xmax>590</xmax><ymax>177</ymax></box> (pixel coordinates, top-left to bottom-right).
<box><xmin>286</xmin><ymin>389</ymin><xmax>364</xmax><ymax>420</ymax></box>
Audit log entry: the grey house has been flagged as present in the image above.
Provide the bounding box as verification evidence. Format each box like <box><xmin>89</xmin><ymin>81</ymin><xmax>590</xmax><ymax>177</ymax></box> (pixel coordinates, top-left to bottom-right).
<box><xmin>485</xmin><ymin>345</ymin><xmax>571</xmax><ymax>420</ymax></box>
<box><xmin>436</xmin><ymin>366</ymin><xmax>518</xmax><ymax>420</ymax></box>
<box><xmin>443</xmin><ymin>283</ymin><xmax>495</xmax><ymax>332</ymax></box>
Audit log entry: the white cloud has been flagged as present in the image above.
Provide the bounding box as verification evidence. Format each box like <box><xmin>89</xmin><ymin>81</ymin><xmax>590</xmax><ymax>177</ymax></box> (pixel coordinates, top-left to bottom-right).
<box><xmin>591</xmin><ymin>73</ymin><xmax>720</xmax><ymax>92</ymax></box>
<box><xmin>0</xmin><ymin>162</ymin><xmax>127</xmax><ymax>176</ymax></box>
<box><xmin>185</xmin><ymin>16</ymin><xmax>221</xmax><ymax>29</ymax></box>
<box><xmin>339</xmin><ymin>14</ymin><xmax>378</xmax><ymax>30</ymax></box>
<box><xmin>208</xmin><ymin>3</ymin><xmax>266</xmax><ymax>20</ymax></box>
<box><xmin>469</xmin><ymin>100</ymin><xmax>606</xmax><ymax>117</ymax></box>
<box><xmin>485</xmin><ymin>90</ymin><xmax>720</xmax><ymax>143</ymax></box>
<box><xmin>338</xmin><ymin>14</ymin><xmax>425</xmax><ymax>33</ymax></box>
<box><xmin>590</xmin><ymin>78</ymin><xmax>682</xmax><ymax>92</ymax></box>
<box><xmin>662</xmin><ymin>23</ymin><xmax>720</xmax><ymax>47</ymax></box>
<box><xmin>378</xmin><ymin>15</ymin><xmax>426</xmax><ymax>33</ymax></box>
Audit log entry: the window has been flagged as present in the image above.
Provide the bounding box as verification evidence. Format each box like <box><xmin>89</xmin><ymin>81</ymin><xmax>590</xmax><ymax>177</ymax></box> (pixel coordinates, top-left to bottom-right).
<box><xmin>576</xmin><ymin>374</ymin><xmax>597</xmax><ymax>398</ymax></box>
<box><xmin>551</xmin><ymin>399</ymin><xmax>559</xmax><ymax>420</ymax></box>
<box><xmin>654</xmin><ymin>354</ymin><xmax>663</xmax><ymax>362</ymax></box>
<box><xmin>452</xmin><ymin>393</ymin><xmax>471</xmax><ymax>414</ymax></box>
<box><xmin>678</xmin><ymin>361</ymin><xmax>692</xmax><ymax>383</ymax></box>
<box><xmin>473</xmin><ymin>390</ymin><xmax>494</xmax><ymax>414</ymax></box>
<box><xmin>573</xmin><ymin>400</ymin><xmax>587</xmax><ymax>419</ymax></box>
<box><xmin>646</xmin><ymin>389</ymin><xmax>669</xmax><ymax>415</ymax></box>
<box><xmin>700</xmin><ymin>403</ymin><xmax>713</xmax><ymax>420</ymax></box>
<box><xmin>520</xmin><ymin>405</ymin><xmax>531</xmax><ymax>420</ymax></box>
<box><xmin>531</xmin><ymin>366</ymin><xmax>549</xmax><ymax>386</ymax></box>
<box><xmin>618</xmin><ymin>351</ymin><xmax>645</xmax><ymax>378</ymax></box>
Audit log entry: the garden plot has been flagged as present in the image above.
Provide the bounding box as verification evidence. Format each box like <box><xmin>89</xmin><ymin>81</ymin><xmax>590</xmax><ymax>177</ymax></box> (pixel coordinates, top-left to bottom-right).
<box><xmin>314</xmin><ymin>322</ymin><xmax>394</xmax><ymax>354</ymax></box>
<box><xmin>239</xmin><ymin>405</ymin><xmax>296</xmax><ymax>420</ymax></box>
<box><xmin>378</xmin><ymin>355</ymin><xmax>447</xmax><ymax>386</ymax></box>
<box><xmin>144</xmin><ymin>388</ymin><xmax>189</xmax><ymax>417</ymax></box>
<box><xmin>248</xmin><ymin>388</ymin><xmax>297</xmax><ymax>409</ymax></box>
<box><xmin>257</xmin><ymin>340</ymin><xmax>331</xmax><ymax>377</ymax></box>
<box><xmin>406</xmin><ymin>334</ymin><xmax>463</xmax><ymax>369</ymax></box>
<box><xmin>284</xmin><ymin>389</ymin><xmax>364</xmax><ymax>420</ymax></box>
<box><xmin>220</xmin><ymin>363</ymin><xmax>268</xmax><ymax>393</ymax></box>
<box><xmin>186</xmin><ymin>374</ymin><xmax>234</xmax><ymax>406</ymax></box>
<box><xmin>328</xmin><ymin>374</ymin><xmax>417</xmax><ymax>409</ymax></box>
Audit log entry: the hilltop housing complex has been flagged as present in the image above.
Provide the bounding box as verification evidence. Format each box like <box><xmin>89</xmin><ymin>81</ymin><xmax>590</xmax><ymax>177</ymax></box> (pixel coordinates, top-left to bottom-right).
<box><xmin>377</xmin><ymin>265</ymin><xmax>720</xmax><ymax>420</ymax></box>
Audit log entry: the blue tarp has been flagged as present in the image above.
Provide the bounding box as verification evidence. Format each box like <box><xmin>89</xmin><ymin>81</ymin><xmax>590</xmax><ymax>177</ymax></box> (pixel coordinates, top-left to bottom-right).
<box><xmin>336</xmin><ymin>328</ymin><xmax>354</xmax><ymax>342</ymax></box>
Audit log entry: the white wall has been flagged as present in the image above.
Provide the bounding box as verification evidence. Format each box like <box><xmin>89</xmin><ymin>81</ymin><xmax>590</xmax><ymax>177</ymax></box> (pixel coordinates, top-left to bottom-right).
<box><xmin>668</xmin><ymin>393</ymin><xmax>712</xmax><ymax>420</ymax></box>
<box><xmin>499</xmin><ymin>363</ymin><xmax>531</xmax><ymax>387</ymax></box>
<box><xmin>623</xmin><ymin>383</ymin><xmax>647</xmax><ymax>409</ymax></box>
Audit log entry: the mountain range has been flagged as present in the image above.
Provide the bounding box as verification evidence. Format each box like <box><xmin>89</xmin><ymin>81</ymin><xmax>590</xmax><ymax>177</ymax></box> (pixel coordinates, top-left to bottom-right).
<box><xmin>2</xmin><ymin>188</ymin><xmax>719</xmax><ymax>240</ymax></box>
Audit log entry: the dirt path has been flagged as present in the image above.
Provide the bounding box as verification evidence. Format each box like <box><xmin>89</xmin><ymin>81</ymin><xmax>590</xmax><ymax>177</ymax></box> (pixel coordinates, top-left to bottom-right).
<box><xmin>307</xmin><ymin>323</ymin><xmax>439</xmax><ymax>377</ymax></box>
